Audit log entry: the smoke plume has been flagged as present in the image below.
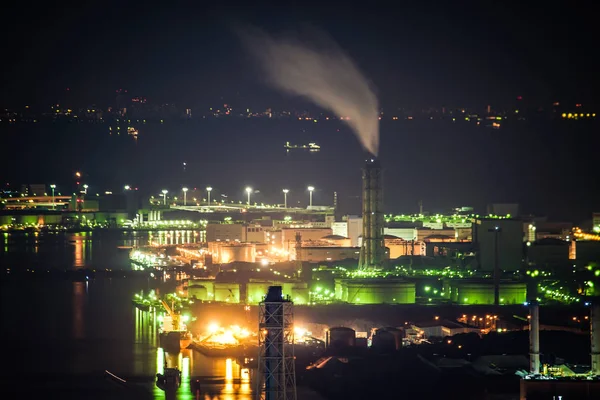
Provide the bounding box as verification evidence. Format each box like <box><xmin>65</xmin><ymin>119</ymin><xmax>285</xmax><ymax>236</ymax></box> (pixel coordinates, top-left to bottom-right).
<box><xmin>238</xmin><ymin>26</ymin><xmax>380</xmax><ymax>156</ymax></box>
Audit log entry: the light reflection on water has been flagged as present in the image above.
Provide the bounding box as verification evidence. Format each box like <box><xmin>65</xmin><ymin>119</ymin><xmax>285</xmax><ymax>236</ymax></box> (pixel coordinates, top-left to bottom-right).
<box><xmin>135</xmin><ymin>307</ymin><xmax>255</xmax><ymax>400</ymax></box>
<box><xmin>0</xmin><ymin>230</ymin><xmax>202</xmax><ymax>270</ymax></box>
<box><xmin>0</xmin><ymin>233</ymin><xmax>256</xmax><ymax>399</ymax></box>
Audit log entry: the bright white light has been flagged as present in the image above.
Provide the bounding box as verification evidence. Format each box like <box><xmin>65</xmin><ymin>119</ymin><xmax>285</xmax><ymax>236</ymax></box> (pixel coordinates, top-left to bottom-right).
<box><xmin>307</xmin><ymin>186</ymin><xmax>314</xmax><ymax>191</ymax></box>
<box><xmin>283</xmin><ymin>189</ymin><xmax>289</xmax><ymax>194</ymax></box>
<box><xmin>182</xmin><ymin>187</ymin><xmax>188</xmax><ymax>192</ymax></box>
<box><xmin>206</xmin><ymin>187</ymin><xmax>212</xmax><ymax>192</ymax></box>
<box><xmin>245</xmin><ymin>187</ymin><xmax>252</xmax><ymax>193</ymax></box>
<box><xmin>261</xmin><ymin>259</ymin><xmax>269</xmax><ymax>266</ymax></box>
<box><xmin>294</xmin><ymin>326</ymin><xmax>307</xmax><ymax>337</ymax></box>
<box><xmin>162</xmin><ymin>189</ymin><xmax>168</xmax><ymax>194</ymax></box>
<box><xmin>208</xmin><ymin>322</ymin><xmax>219</xmax><ymax>334</ymax></box>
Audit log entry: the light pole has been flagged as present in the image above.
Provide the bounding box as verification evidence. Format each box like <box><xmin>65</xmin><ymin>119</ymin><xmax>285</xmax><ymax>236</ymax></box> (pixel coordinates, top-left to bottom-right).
<box><xmin>83</xmin><ymin>184</ymin><xmax>88</xmax><ymax>195</ymax></box>
<box><xmin>283</xmin><ymin>189</ymin><xmax>289</xmax><ymax>208</ymax></box>
<box><xmin>162</xmin><ymin>189</ymin><xmax>168</xmax><ymax>205</ymax></box>
<box><xmin>50</xmin><ymin>184</ymin><xmax>56</xmax><ymax>210</ymax></box>
<box><xmin>307</xmin><ymin>186</ymin><xmax>314</xmax><ymax>208</ymax></box>
<box><xmin>206</xmin><ymin>187</ymin><xmax>212</xmax><ymax>206</ymax></box>
<box><xmin>182</xmin><ymin>187</ymin><xmax>188</xmax><ymax>206</ymax></box>
<box><xmin>245</xmin><ymin>187</ymin><xmax>252</xmax><ymax>206</ymax></box>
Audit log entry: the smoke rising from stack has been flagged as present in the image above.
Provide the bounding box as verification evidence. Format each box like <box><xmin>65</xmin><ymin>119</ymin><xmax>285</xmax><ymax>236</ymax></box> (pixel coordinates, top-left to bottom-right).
<box><xmin>237</xmin><ymin>26</ymin><xmax>380</xmax><ymax>156</ymax></box>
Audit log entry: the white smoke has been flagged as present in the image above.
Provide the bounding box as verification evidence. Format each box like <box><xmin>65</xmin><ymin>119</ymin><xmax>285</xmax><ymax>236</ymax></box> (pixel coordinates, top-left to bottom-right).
<box><xmin>238</xmin><ymin>26</ymin><xmax>380</xmax><ymax>156</ymax></box>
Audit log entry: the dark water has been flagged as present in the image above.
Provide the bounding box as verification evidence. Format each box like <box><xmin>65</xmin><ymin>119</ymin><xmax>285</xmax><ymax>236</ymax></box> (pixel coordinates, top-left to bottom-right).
<box><xmin>0</xmin><ymin>231</ymin><xmax>252</xmax><ymax>400</ymax></box>
<box><xmin>0</xmin><ymin>230</ymin><xmax>199</xmax><ymax>269</ymax></box>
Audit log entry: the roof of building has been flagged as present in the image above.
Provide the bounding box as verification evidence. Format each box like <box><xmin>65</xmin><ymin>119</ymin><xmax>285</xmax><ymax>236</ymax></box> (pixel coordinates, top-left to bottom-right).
<box><xmin>415</xmin><ymin>319</ymin><xmax>473</xmax><ymax>329</ymax></box>
<box><xmin>424</xmin><ymin>234</ymin><xmax>454</xmax><ymax>240</ymax></box>
<box><xmin>322</xmin><ymin>234</ymin><xmax>348</xmax><ymax>240</ymax></box>
<box><xmin>534</xmin><ymin>238</ymin><xmax>568</xmax><ymax>246</ymax></box>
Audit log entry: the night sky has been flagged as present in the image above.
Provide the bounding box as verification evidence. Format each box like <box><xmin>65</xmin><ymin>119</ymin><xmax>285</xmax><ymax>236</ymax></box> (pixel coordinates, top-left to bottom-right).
<box><xmin>1</xmin><ymin>1</ymin><xmax>599</xmax><ymax>222</ymax></box>
<box><xmin>2</xmin><ymin>1</ymin><xmax>598</xmax><ymax>107</ymax></box>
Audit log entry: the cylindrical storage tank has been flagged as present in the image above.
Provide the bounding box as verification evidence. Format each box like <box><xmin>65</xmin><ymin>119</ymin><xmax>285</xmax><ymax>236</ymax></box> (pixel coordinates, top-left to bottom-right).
<box><xmin>291</xmin><ymin>287</ymin><xmax>309</xmax><ymax>305</ymax></box>
<box><xmin>214</xmin><ymin>283</ymin><xmax>240</xmax><ymax>303</ymax></box>
<box><xmin>377</xmin><ymin>327</ymin><xmax>403</xmax><ymax>350</ymax></box>
<box><xmin>246</xmin><ymin>282</ymin><xmax>272</xmax><ymax>304</ymax></box>
<box><xmin>219</xmin><ymin>244</ymin><xmax>256</xmax><ymax>263</ymax></box>
<box><xmin>371</xmin><ymin>329</ymin><xmax>397</xmax><ymax>353</ymax></box>
<box><xmin>328</xmin><ymin>327</ymin><xmax>356</xmax><ymax>348</ymax></box>
<box><xmin>188</xmin><ymin>285</ymin><xmax>208</xmax><ymax>301</ymax></box>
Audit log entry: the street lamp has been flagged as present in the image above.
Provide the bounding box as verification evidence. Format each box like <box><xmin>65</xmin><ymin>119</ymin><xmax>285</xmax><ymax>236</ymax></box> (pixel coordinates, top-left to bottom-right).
<box><xmin>307</xmin><ymin>186</ymin><xmax>315</xmax><ymax>207</ymax></box>
<box><xmin>182</xmin><ymin>187</ymin><xmax>188</xmax><ymax>206</ymax></box>
<box><xmin>245</xmin><ymin>187</ymin><xmax>252</xmax><ymax>206</ymax></box>
<box><xmin>50</xmin><ymin>184</ymin><xmax>56</xmax><ymax>210</ymax></box>
<box><xmin>206</xmin><ymin>187</ymin><xmax>212</xmax><ymax>206</ymax></box>
<box><xmin>124</xmin><ymin>185</ymin><xmax>131</xmax><ymax>191</ymax></box>
<box><xmin>162</xmin><ymin>189</ymin><xmax>168</xmax><ymax>205</ymax></box>
<box><xmin>83</xmin><ymin>184</ymin><xmax>88</xmax><ymax>194</ymax></box>
<box><xmin>282</xmin><ymin>189</ymin><xmax>289</xmax><ymax>208</ymax></box>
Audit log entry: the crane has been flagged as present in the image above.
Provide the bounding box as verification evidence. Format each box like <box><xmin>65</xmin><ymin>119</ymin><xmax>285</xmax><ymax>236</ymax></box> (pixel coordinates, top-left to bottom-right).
<box><xmin>161</xmin><ymin>299</ymin><xmax>181</xmax><ymax>332</ymax></box>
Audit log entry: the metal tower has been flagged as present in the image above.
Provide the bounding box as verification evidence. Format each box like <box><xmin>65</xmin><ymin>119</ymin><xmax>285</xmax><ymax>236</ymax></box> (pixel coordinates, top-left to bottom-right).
<box><xmin>256</xmin><ymin>286</ymin><xmax>297</xmax><ymax>400</ymax></box>
<box><xmin>358</xmin><ymin>158</ymin><xmax>385</xmax><ymax>270</ymax></box>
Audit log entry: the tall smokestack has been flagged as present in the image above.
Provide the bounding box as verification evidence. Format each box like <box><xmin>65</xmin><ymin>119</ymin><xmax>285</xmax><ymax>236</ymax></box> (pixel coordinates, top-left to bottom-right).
<box><xmin>591</xmin><ymin>300</ymin><xmax>600</xmax><ymax>376</ymax></box>
<box><xmin>359</xmin><ymin>158</ymin><xmax>385</xmax><ymax>270</ymax></box>
<box><xmin>529</xmin><ymin>300</ymin><xmax>540</xmax><ymax>374</ymax></box>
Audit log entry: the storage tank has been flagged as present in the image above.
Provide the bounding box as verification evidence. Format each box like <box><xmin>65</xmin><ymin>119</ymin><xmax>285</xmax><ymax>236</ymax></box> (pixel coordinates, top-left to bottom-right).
<box><xmin>214</xmin><ymin>283</ymin><xmax>240</xmax><ymax>303</ymax></box>
<box><xmin>188</xmin><ymin>284</ymin><xmax>208</xmax><ymax>301</ymax></box>
<box><xmin>452</xmin><ymin>281</ymin><xmax>527</xmax><ymax>305</ymax></box>
<box><xmin>371</xmin><ymin>328</ymin><xmax>401</xmax><ymax>352</ymax></box>
<box><xmin>340</xmin><ymin>279</ymin><xmax>416</xmax><ymax>304</ymax></box>
<box><xmin>327</xmin><ymin>327</ymin><xmax>356</xmax><ymax>348</ymax></box>
<box><xmin>219</xmin><ymin>244</ymin><xmax>256</xmax><ymax>263</ymax></box>
<box><xmin>373</xmin><ymin>327</ymin><xmax>403</xmax><ymax>350</ymax></box>
<box><xmin>246</xmin><ymin>282</ymin><xmax>273</xmax><ymax>304</ymax></box>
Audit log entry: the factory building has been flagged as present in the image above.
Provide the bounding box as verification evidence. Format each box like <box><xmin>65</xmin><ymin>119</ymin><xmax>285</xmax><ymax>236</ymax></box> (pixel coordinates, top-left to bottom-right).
<box><xmin>295</xmin><ymin>246</ymin><xmax>361</xmax><ymax>262</ymax></box>
<box><xmin>334</xmin><ymin>278</ymin><xmax>416</xmax><ymax>304</ymax></box>
<box><xmin>331</xmin><ymin>222</ymin><xmax>348</xmax><ymax>238</ymax></box>
<box><xmin>280</xmin><ymin>227</ymin><xmax>332</xmax><ymax>251</ymax></box>
<box><xmin>206</xmin><ymin>223</ymin><xmax>246</xmax><ymax>242</ymax></box>
<box><xmin>473</xmin><ymin>218</ymin><xmax>524</xmax><ymax>271</ymax></box>
<box><xmin>206</xmin><ymin>223</ymin><xmax>267</xmax><ymax>243</ymax></box>
<box><xmin>527</xmin><ymin>238</ymin><xmax>570</xmax><ymax>268</ymax></box>
<box><xmin>413</xmin><ymin>320</ymin><xmax>480</xmax><ymax>339</ymax></box>
<box><xmin>384</xmin><ymin>236</ymin><xmax>426</xmax><ymax>258</ymax></box>
<box><xmin>347</xmin><ymin>216</ymin><xmax>363</xmax><ymax>246</ymax></box>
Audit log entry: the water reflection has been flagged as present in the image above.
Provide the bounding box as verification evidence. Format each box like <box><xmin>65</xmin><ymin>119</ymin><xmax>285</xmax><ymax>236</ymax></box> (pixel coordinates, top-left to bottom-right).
<box><xmin>151</xmin><ymin>345</ymin><xmax>254</xmax><ymax>400</ymax></box>
<box><xmin>71</xmin><ymin>232</ymin><xmax>90</xmax><ymax>268</ymax></box>
<box><xmin>72</xmin><ymin>281</ymin><xmax>86</xmax><ymax>339</ymax></box>
<box><xmin>1</xmin><ymin>229</ymin><xmax>203</xmax><ymax>270</ymax></box>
